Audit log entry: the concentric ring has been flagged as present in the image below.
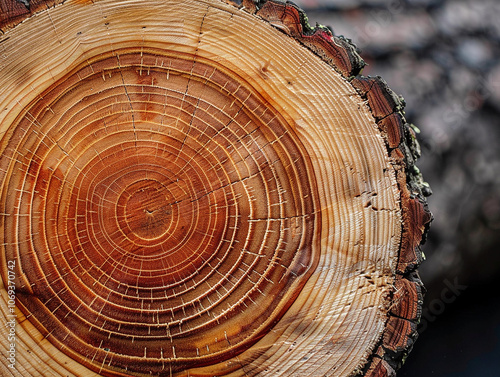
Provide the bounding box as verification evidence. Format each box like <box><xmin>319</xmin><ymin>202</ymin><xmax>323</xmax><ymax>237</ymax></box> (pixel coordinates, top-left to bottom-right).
<box><xmin>0</xmin><ymin>49</ymin><xmax>318</xmax><ymax>374</ymax></box>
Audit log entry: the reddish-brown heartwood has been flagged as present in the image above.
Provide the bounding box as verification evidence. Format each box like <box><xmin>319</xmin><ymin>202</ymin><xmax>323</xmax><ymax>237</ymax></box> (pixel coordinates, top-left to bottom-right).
<box><xmin>0</xmin><ymin>0</ymin><xmax>64</xmax><ymax>31</ymax></box>
<box><xmin>0</xmin><ymin>0</ymin><xmax>431</xmax><ymax>376</ymax></box>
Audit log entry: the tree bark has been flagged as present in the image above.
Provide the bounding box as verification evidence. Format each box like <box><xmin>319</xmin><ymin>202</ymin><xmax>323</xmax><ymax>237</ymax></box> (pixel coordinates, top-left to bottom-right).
<box><xmin>0</xmin><ymin>0</ymin><xmax>431</xmax><ymax>376</ymax></box>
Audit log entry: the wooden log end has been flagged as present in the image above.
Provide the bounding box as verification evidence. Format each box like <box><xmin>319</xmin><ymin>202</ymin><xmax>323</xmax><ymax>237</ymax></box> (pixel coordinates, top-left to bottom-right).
<box><xmin>0</xmin><ymin>0</ymin><xmax>432</xmax><ymax>376</ymax></box>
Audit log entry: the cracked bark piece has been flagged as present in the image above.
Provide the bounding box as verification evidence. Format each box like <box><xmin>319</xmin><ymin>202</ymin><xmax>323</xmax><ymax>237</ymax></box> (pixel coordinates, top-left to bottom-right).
<box><xmin>0</xmin><ymin>0</ymin><xmax>431</xmax><ymax>376</ymax></box>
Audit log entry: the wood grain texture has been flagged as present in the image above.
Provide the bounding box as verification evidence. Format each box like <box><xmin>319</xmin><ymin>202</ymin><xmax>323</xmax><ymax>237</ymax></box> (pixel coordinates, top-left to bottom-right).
<box><xmin>0</xmin><ymin>0</ymin><xmax>431</xmax><ymax>376</ymax></box>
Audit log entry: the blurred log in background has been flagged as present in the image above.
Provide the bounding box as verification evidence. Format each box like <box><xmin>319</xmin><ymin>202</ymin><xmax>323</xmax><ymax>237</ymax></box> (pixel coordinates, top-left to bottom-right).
<box><xmin>293</xmin><ymin>0</ymin><xmax>500</xmax><ymax>375</ymax></box>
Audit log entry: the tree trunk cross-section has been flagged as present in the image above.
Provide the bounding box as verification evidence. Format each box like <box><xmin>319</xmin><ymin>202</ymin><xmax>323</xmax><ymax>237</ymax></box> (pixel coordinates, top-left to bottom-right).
<box><xmin>0</xmin><ymin>1</ymin><xmax>432</xmax><ymax>376</ymax></box>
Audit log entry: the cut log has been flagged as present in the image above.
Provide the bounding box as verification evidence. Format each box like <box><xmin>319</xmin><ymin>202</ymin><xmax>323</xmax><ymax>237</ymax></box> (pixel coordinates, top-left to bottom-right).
<box><xmin>0</xmin><ymin>0</ymin><xmax>432</xmax><ymax>376</ymax></box>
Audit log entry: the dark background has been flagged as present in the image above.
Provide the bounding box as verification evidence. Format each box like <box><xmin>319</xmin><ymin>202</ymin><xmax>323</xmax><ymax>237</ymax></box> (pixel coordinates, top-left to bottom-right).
<box><xmin>292</xmin><ymin>0</ymin><xmax>500</xmax><ymax>375</ymax></box>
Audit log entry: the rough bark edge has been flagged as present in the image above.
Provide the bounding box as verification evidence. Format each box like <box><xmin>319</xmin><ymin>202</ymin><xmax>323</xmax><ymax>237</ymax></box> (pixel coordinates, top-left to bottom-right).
<box><xmin>230</xmin><ymin>1</ymin><xmax>433</xmax><ymax>376</ymax></box>
<box><xmin>229</xmin><ymin>0</ymin><xmax>365</xmax><ymax>78</ymax></box>
<box><xmin>0</xmin><ymin>0</ymin><xmax>67</xmax><ymax>33</ymax></box>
